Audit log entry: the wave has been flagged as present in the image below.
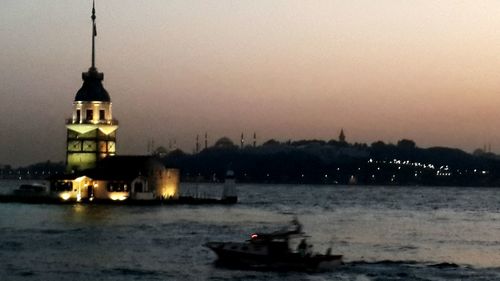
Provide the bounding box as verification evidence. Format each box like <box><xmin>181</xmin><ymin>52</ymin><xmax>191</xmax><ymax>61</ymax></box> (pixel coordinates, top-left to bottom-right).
<box><xmin>339</xmin><ymin>260</ymin><xmax>500</xmax><ymax>280</ymax></box>
<box><xmin>346</xmin><ymin>259</ymin><xmax>460</xmax><ymax>268</ymax></box>
<box><xmin>101</xmin><ymin>267</ymin><xmax>191</xmax><ymax>280</ymax></box>
<box><xmin>0</xmin><ymin>241</ymin><xmax>23</xmax><ymax>251</ymax></box>
<box><xmin>102</xmin><ymin>267</ymin><xmax>161</xmax><ymax>276</ymax></box>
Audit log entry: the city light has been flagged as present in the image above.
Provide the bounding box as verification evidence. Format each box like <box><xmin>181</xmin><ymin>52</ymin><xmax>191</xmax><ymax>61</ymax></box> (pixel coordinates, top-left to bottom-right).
<box><xmin>110</xmin><ymin>194</ymin><xmax>128</xmax><ymax>201</ymax></box>
<box><xmin>60</xmin><ymin>192</ymin><xmax>71</xmax><ymax>201</ymax></box>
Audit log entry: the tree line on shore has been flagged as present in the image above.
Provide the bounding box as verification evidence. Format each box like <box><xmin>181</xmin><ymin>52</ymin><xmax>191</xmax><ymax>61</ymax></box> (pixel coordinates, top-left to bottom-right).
<box><xmin>3</xmin><ymin>138</ymin><xmax>500</xmax><ymax>186</ymax></box>
<box><xmin>160</xmin><ymin>138</ymin><xmax>500</xmax><ymax>186</ymax></box>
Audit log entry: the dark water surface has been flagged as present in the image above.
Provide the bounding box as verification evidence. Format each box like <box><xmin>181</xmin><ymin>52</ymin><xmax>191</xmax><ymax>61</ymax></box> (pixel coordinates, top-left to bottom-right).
<box><xmin>1</xmin><ymin>181</ymin><xmax>500</xmax><ymax>280</ymax></box>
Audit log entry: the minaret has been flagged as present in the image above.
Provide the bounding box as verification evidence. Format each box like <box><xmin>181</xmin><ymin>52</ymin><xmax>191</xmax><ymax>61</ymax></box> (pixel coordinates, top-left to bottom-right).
<box><xmin>253</xmin><ymin>132</ymin><xmax>257</xmax><ymax>147</ymax></box>
<box><xmin>65</xmin><ymin>1</ymin><xmax>118</xmax><ymax>172</ymax></box>
<box><xmin>240</xmin><ymin>133</ymin><xmax>244</xmax><ymax>149</ymax></box>
<box><xmin>339</xmin><ymin>128</ymin><xmax>346</xmax><ymax>143</ymax></box>
<box><xmin>204</xmin><ymin>132</ymin><xmax>208</xmax><ymax>149</ymax></box>
<box><xmin>195</xmin><ymin>135</ymin><xmax>200</xmax><ymax>153</ymax></box>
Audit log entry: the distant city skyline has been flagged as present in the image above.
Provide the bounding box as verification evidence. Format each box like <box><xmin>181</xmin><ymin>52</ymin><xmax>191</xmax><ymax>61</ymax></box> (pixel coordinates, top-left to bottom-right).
<box><xmin>1</xmin><ymin>0</ymin><xmax>500</xmax><ymax>167</ymax></box>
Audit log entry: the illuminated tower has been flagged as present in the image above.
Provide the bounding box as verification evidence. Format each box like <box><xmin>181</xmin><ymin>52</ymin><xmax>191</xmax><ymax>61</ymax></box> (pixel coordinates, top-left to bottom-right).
<box><xmin>66</xmin><ymin>1</ymin><xmax>118</xmax><ymax>172</ymax></box>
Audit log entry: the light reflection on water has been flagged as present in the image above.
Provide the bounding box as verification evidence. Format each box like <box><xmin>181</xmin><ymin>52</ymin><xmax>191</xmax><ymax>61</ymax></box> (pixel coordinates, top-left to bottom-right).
<box><xmin>1</xmin><ymin>181</ymin><xmax>500</xmax><ymax>280</ymax></box>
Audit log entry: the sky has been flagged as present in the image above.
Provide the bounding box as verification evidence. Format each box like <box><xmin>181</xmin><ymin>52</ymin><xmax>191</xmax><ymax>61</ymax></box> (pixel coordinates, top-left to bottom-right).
<box><xmin>1</xmin><ymin>0</ymin><xmax>500</xmax><ymax>167</ymax></box>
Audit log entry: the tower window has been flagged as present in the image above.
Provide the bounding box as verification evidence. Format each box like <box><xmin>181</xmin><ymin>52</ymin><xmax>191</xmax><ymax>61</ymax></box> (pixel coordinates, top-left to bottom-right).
<box><xmin>76</xmin><ymin>110</ymin><xmax>81</xmax><ymax>123</ymax></box>
<box><xmin>86</xmin><ymin>109</ymin><xmax>93</xmax><ymax>121</ymax></box>
<box><xmin>99</xmin><ymin>110</ymin><xmax>105</xmax><ymax>120</ymax></box>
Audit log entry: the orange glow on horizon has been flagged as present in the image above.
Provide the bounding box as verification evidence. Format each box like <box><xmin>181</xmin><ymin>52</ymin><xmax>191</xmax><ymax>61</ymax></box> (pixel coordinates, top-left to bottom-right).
<box><xmin>2</xmin><ymin>1</ymin><xmax>500</xmax><ymax>166</ymax></box>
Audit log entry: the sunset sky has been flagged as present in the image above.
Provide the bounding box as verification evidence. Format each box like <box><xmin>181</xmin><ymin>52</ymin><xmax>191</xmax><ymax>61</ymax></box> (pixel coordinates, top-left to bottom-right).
<box><xmin>1</xmin><ymin>0</ymin><xmax>500</xmax><ymax>166</ymax></box>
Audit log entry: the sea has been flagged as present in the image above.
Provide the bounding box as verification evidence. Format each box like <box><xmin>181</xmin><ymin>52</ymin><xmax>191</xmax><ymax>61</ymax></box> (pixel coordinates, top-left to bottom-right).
<box><xmin>1</xmin><ymin>180</ymin><xmax>500</xmax><ymax>280</ymax></box>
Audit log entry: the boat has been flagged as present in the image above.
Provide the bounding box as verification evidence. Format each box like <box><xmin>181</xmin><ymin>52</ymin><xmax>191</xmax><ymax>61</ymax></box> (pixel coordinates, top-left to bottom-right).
<box><xmin>13</xmin><ymin>184</ymin><xmax>48</xmax><ymax>197</ymax></box>
<box><xmin>204</xmin><ymin>219</ymin><xmax>343</xmax><ymax>271</ymax></box>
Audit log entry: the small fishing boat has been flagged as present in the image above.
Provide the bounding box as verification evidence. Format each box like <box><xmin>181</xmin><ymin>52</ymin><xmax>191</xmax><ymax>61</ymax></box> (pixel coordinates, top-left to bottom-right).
<box><xmin>13</xmin><ymin>184</ymin><xmax>48</xmax><ymax>197</ymax></box>
<box><xmin>205</xmin><ymin>219</ymin><xmax>342</xmax><ymax>271</ymax></box>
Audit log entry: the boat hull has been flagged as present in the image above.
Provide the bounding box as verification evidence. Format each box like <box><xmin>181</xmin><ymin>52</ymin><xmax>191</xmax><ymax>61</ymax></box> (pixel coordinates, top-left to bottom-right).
<box><xmin>205</xmin><ymin>242</ymin><xmax>342</xmax><ymax>271</ymax></box>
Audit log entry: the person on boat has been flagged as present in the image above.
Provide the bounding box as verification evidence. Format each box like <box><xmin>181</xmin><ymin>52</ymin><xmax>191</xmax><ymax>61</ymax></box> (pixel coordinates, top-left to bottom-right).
<box><xmin>298</xmin><ymin>238</ymin><xmax>307</xmax><ymax>256</ymax></box>
<box><xmin>307</xmin><ymin>244</ymin><xmax>313</xmax><ymax>256</ymax></box>
<box><xmin>292</xmin><ymin>218</ymin><xmax>302</xmax><ymax>233</ymax></box>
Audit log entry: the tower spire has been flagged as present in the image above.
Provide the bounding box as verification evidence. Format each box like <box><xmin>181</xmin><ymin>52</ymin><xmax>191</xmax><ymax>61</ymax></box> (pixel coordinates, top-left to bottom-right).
<box><xmin>91</xmin><ymin>0</ymin><xmax>97</xmax><ymax>69</ymax></box>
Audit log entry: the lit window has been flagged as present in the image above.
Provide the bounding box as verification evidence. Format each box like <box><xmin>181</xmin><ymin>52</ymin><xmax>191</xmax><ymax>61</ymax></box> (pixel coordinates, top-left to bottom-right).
<box><xmin>107</xmin><ymin>182</ymin><xmax>129</xmax><ymax>192</ymax></box>
<box><xmin>51</xmin><ymin>181</ymin><xmax>73</xmax><ymax>192</ymax></box>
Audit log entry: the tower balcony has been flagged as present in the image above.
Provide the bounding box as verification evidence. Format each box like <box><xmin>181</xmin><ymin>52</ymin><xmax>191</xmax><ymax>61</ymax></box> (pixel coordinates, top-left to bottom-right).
<box><xmin>66</xmin><ymin>118</ymin><xmax>119</xmax><ymax>125</ymax></box>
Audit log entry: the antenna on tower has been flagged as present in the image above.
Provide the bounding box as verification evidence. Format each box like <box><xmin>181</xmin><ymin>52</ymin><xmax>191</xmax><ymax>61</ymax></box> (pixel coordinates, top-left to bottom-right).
<box><xmin>91</xmin><ymin>0</ymin><xmax>97</xmax><ymax>69</ymax></box>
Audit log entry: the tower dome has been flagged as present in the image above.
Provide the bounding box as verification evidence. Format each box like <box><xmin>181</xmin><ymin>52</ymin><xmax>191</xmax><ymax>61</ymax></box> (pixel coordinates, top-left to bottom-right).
<box><xmin>74</xmin><ymin>0</ymin><xmax>110</xmax><ymax>102</ymax></box>
<box><xmin>75</xmin><ymin>68</ymin><xmax>110</xmax><ymax>102</ymax></box>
